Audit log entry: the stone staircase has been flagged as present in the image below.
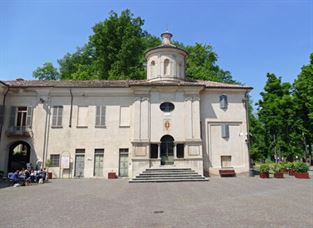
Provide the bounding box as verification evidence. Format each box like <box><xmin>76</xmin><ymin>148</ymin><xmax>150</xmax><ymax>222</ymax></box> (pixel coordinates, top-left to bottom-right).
<box><xmin>129</xmin><ymin>168</ymin><xmax>208</xmax><ymax>183</ymax></box>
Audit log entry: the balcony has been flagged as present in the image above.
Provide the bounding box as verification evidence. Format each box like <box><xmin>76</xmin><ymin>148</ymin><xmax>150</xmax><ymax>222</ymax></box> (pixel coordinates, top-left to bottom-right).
<box><xmin>6</xmin><ymin>126</ymin><xmax>33</xmax><ymax>137</ymax></box>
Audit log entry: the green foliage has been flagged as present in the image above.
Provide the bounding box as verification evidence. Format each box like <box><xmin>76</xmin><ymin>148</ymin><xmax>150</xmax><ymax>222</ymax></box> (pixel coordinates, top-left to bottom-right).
<box><xmin>293</xmin><ymin>162</ymin><xmax>309</xmax><ymax>173</ymax></box>
<box><xmin>271</xmin><ymin>163</ymin><xmax>283</xmax><ymax>173</ymax></box>
<box><xmin>285</xmin><ymin>162</ymin><xmax>295</xmax><ymax>171</ymax></box>
<box><xmin>259</xmin><ymin>164</ymin><xmax>270</xmax><ymax>173</ymax></box>
<box><xmin>33</xmin><ymin>62</ymin><xmax>60</xmax><ymax>80</ymax></box>
<box><xmin>256</xmin><ymin>73</ymin><xmax>300</xmax><ymax>161</ymax></box>
<box><xmin>45</xmin><ymin>159</ymin><xmax>52</xmax><ymax>168</ymax></box>
<box><xmin>293</xmin><ymin>53</ymin><xmax>313</xmax><ymax>159</ymax></box>
<box><xmin>33</xmin><ymin>9</ymin><xmax>235</xmax><ymax>83</ymax></box>
<box><xmin>184</xmin><ymin>43</ymin><xmax>238</xmax><ymax>84</ymax></box>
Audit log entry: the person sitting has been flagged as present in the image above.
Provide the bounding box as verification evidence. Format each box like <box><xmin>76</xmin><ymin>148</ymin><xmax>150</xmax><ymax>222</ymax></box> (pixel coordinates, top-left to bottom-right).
<box><xmin>24</xmin><ymin>169</ymin><xmax>31</xmax><ymax>186</ymax></box>
<box><xmin>30</xmin><ymin>169</ymin><xmax>36</xmax><ymax>183</ymax></box>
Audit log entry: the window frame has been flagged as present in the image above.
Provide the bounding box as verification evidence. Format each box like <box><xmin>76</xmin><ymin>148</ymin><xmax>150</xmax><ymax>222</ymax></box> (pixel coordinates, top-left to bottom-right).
<box><xmin>50</xmin><ymin>154</ymin><xmax>60</xmax><ymax>167</ymax></box>
<box><xmin>160</xmin><ymin>102</ymin><xmax>175</xmax><ymax>113</ymax></box>
<box><xmin>52</xmin><ymin>106</ymin><xmax>63</xmax><ymax>128</ymax></box>
<box><xmin>219</xmin><ymin>95</ymin><xmax>228</xmax><ymax>110</ymax></box>
<box><xmin>95</xmin><ymin>105</ymin><xmax>106</xmax><ymax>128</ymax></box>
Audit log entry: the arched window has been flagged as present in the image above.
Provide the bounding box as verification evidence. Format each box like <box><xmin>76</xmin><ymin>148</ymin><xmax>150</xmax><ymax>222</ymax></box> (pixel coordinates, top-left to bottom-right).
<box><xmin>164</xmin><ymin>59</ymin><xmax>170</xmax><ymax>75</ymax></box>
<box><xmin>178</xmin><ymin>62</ymin><xmax>182</xmax><ymax>77</ymax></box>
<box><xmin>150</xmin><ymin>61</ymin><xmax>155</xmax><ymax>77</ymax></box>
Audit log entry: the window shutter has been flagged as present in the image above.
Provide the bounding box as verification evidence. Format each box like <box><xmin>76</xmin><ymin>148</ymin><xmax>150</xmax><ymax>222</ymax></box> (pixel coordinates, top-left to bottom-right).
<box><xmin>26</xmin><ymin>106</ymin><xmax>33</xmax><ymax>127</ymax></box>
<box><xmin>0</xmin><ymin>105</ymin><xmax>4</xmax><ymax>126</ymax></box>
<box><xmin>101</xmin><ymin>106</ymin><xmax>105</xmax><ymax>126</ymax></box>
<box><xmin>57</xmin><ymin>106</ymin><xmax>63</xmax><ymax>126</ymax></box>
<box><xmin>221</xmin><ymin>124</ymin><xmax>229</xmax><ymax>138</ymax></box>
<box><xmin>96</xmin><ymin>106</ymin><xmax>105</xmax><ymax>127</ymax></box>
<box><xmin>9</xmin><ymin>106</ymin><xmax>16</xmax><ymax>126</ymax></box>
<box><xmin>95</xmin><ymin>106</ymin><xmax>100</xmax><ymax>126</ymax></box>
<box><xmin>220</xmin><ymin>95</ymin><xmax>228</xmax><ymax>109</ymax></box>
<box><xmin>52</xmin><ymin>107</ymin><xmax>57</xmax><ymax>126</ymax></box>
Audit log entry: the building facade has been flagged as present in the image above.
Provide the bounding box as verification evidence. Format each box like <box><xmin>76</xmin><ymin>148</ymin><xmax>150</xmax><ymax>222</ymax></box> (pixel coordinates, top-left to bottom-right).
<box><xmin>0</xmin><ymin>32</ymin><xmax>252</xmax><ymax>179</ymax></box>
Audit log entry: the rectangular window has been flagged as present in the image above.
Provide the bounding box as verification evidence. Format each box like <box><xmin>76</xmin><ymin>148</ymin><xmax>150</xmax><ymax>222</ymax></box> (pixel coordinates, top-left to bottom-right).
<box><xmin>119</xmin><ymin>106</ymin><xmax>130</xmax><ymax>127</ymax></box>
<box><xmin>77</xmin><ymin>106</ymin><xmax>88</xmax><ymax>127</ymax></box>
<box><xmin>220</xmin><ymin>95</ymin><xmax>228</xmax><ymax>110</ymax></box>
<box><xmin>95</xmin><ymin>106</ymin><xmax>106</xmax><ymax>127</ymax></box>
<box><xmin>221</xmin><ymin>124</ymin><xmax>229</xmax><ymax>138</ymax></box>
<box><xmin>150</xmin><ymin>144</ymin><xmax>158</xmax><ymax>159</ymax></box>
<box><xmin>10</xmin><ymin>106</ymin><xmax>33</xmax><ymax>128</ymax></box>
<box><xmin>221</xmin><ymin>156</ymin><xmax>232</xmax><ymax>168</ymax></box>
<box><xmin>50</xmin><ymin>154</ymin><xmax>60</xmax><ymax>167</ymax></box>
<box><xmin>52</xmin><ymin>106</ymin><xmax>63</xmax><ymax>127</ymax></box>
<box><xmin>177</xmin><ymin>144</ymin><xmax>184</xmax><ymax>158</ymax></box>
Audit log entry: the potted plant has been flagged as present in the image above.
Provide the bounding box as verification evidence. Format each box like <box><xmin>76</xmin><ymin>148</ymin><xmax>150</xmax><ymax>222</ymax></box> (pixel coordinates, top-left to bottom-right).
<box><xmin>259</xmin><ymin>164</ymin><xmax>270</xmax><ymax>178</ymax></box>
<box><xmin>294</xmin><ymin>162</ymin><xmax>310</xmax><ymax>179</ymax></box>
<box><xmin>280</xmin><ymin>162</ymin><xmax>289</xmax><ymax>174</ymax></box>
<box><xmin>272</xmin><ymin>163</ymin><xmax>284</xmax><ymax>178</ymax></box>
<box><xmin>45</xmin><ymin>159</ymin><xmax>53</xmax><ymax>179</ymax></box>
<box><xmin>286</xmin><ymin>162</ymin><xmax>295</xmax><ymax>176</ymax></box>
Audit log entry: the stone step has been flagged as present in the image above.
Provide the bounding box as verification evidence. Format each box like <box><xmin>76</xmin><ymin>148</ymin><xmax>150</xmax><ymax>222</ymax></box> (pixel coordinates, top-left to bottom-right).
<box><xmin>130</xmin><ymin>168</ymin><xmax>208</xmax><ymax>183</ymax></box>
<box><xmin>129</xmin><ymin>178</ymin><xmax>208</xmax><ymax>183</ymax></box>
<box><xmin>141</xmin><ymin>171</ymin><xmax>198</xmax><ymax>175</ymax></box>
<box><xmin>134</xmin><ymin>178</ymin><xmax>205</xmax><ymax>181</ymax></box>
<box><xmin>137</xmin><ymin>173</ymin><xmax>201</xmax><ymax>177</ymax></box>
<box><xmin>145</xmin><ymin>168</ymin><xmax>192</xmax><ymax>171</ymax></box>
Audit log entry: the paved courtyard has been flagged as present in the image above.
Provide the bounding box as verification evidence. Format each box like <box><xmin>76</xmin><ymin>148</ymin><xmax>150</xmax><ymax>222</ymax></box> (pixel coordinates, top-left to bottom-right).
<box><xmin>1</xmin><ymin>177</ymin><xmax>312</xmax><ymax>228</ymax></box>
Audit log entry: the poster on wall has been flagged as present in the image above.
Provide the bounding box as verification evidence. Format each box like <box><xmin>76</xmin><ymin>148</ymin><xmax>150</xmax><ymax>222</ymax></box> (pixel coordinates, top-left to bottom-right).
<box><xmin>61</xmin><ymin>154</ymin><xmax>70</xmax><ymax>169</ymax></box>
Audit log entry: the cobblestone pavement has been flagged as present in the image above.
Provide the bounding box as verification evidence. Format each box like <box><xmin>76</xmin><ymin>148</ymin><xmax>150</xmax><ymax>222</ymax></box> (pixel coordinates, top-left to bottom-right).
<box><xmin>1</xmin><ymin>176</ymin><xmax>312</xmax><ymax>228</ymax></box>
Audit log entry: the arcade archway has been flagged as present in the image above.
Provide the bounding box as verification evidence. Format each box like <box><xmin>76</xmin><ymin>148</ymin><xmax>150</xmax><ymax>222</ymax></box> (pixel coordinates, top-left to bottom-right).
<box><xmin>8</xmin><ymin>141</ymin><xmax>31</xmax><ymax>172</ymax></box>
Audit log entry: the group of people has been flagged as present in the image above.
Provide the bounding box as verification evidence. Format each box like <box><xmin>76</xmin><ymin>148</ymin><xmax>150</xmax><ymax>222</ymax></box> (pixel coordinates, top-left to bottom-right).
<box><xmin>8</xmin><ymin>164</ymin><xmax>47</xmax><ymax>186</ymax></box>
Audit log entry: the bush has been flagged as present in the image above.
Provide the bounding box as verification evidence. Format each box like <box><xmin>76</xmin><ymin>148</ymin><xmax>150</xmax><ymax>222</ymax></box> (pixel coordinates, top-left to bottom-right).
<box><xmin>271</xmin><ymin>163</ymin><xmax>283</xmax><ymax>173</ymax></box>
<box><xmin>294</xmin><ymin>162</ymin><xmax>309</xmax><ymax>173</ymax></box>
<box><xmin>285</xmin><ymin>162</ymin><xmax>295</xmax><ymax>171</ymax></box>
<box><xmin>260</xmin><ymin>164</ymin><xmax>270</xmax><ymax>173</ymax></box>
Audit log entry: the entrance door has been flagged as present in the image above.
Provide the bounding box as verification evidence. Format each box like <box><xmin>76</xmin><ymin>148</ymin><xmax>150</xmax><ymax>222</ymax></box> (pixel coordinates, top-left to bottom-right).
<box><xmin>119</xmin><ymin>149</ymin><xmax>128</xmax><ymax>177</ymax></box>
<box><xmin>160</xmin><ymin>135</ymin><xmax>174</xmax><ymax>165</ymax></box>
<box><xmin>94</xmin><ymin>149</ymin><xmax>104</xmax><ymax>176</ymax></box>
<box><xmin>74</xmin><ymin>150</ymin><xmax>85</xmax><ymax>177</ymax></box>
<box><xmin>8</xmin><ymin>141</ymin><xmax>31</xmax><ymax>172</ymax></box>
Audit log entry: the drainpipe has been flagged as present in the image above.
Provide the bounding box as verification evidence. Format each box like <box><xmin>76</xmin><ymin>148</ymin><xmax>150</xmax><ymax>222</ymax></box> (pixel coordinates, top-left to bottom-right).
<box><xmin>244</xmin><ymin>91</ymin><xmax>252</xmax><ymax>176</ymax></box>
<box><xmin>42</xmin><ymin>95</ymin><xmax>51</xmax><ymax>167</ymax></box>
<box><xmin>69</xmin><ymin>89</ymin><xmax>73</xmax><ymax>128</ymax></box>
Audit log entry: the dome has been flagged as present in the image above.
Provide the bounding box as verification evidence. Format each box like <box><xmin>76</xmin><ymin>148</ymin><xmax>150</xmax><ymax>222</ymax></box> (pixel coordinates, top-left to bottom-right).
<box><xmin>145</xmin><ymin>32</ymin><xmax>188</xmax><ymax>81</ymax></box>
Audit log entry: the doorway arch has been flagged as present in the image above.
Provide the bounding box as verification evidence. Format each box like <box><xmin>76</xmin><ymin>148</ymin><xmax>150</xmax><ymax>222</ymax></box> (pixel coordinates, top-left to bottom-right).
<box><xmin>8</xmin><ymin>141</ymin><xmax>31</xmax><ymax>172</ymax></box>
<box><xmin>160</xmin><ymin>135</ymin><xmax>174</xmax><ymax>165</ymax></box>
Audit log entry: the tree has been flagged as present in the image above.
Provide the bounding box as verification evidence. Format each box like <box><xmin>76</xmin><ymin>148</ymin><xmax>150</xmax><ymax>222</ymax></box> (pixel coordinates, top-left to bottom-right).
<box><xmin>257</xmin><ymin>73</ymin><xmax>300</xmax><ymax>161</ymax></box>
<box><xmin>293</xmin><ymin>53</ymin><xmax>313</xmax><ymax>161</ymax></box>
<box><xmin>90</xmin><ymin>9</ymin><xmax>146</xmax><ymax>80</ymax></box>
<box><xmin>38</xmin><ymin>9</ymin><xmax>236</xmax><ymax>83</ymax></box>
<box><xmin>184</xmin><ymin>43</ymin><xmax>238</xmax><ymax>84</ymax></box>
<box><xmin>33</xmin><ymin>62</ymin><xmax>60</xmax><ymax>80</ymax></box>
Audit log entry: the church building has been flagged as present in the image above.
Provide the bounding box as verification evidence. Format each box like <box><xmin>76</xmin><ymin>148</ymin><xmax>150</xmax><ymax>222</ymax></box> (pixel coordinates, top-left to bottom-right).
<box><xmin>0</xmin><ymin>32</ymin><xmax>252</xmax><ymax>181</ymax></box>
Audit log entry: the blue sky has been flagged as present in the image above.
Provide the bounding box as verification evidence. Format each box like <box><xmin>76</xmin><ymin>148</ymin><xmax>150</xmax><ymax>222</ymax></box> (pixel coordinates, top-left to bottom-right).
<box><xmin>0</xmin><ymin>0</ymin><xmax>312</xmax><ymax>105</ymax></box>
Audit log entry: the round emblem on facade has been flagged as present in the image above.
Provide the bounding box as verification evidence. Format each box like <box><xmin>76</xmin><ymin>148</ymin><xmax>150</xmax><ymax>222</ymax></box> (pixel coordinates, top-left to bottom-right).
<box><xmin>160</xmin><ymin>102</ymin><xmax>175</xmax><ymax>112</ymax></box>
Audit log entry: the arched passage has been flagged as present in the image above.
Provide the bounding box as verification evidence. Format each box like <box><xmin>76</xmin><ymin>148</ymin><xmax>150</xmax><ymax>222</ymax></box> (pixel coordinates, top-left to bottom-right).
<box><xmin>160</xmin><ymin>135</ymin><xmax>174</xmax><ymax>165</ymax></box>
<box><xmin>8</xmin><ymin>141</ymin><xmax>31</xmax><ymax>172</ymax></box>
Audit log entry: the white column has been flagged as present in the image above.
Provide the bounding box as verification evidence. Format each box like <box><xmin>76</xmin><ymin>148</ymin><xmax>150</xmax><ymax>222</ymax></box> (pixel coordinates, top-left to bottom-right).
<box><xmin>132</xmin><ymin>98</ymin><xmax>141</xmax><ymax>140</ymax></box>
<box><xmin>192</xmin><ymin>96</ymin><xmax>201</xmax><ymax>139</ymax></box>
<box><xmin>140</xmin><ymin>97</ymin><xmax>149</xmax><ymax>140</ymax></box>
<box><xmin>184</xmin><ymin>96</ymin><xmax>193</xmax><ymax>139</ymax></box>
